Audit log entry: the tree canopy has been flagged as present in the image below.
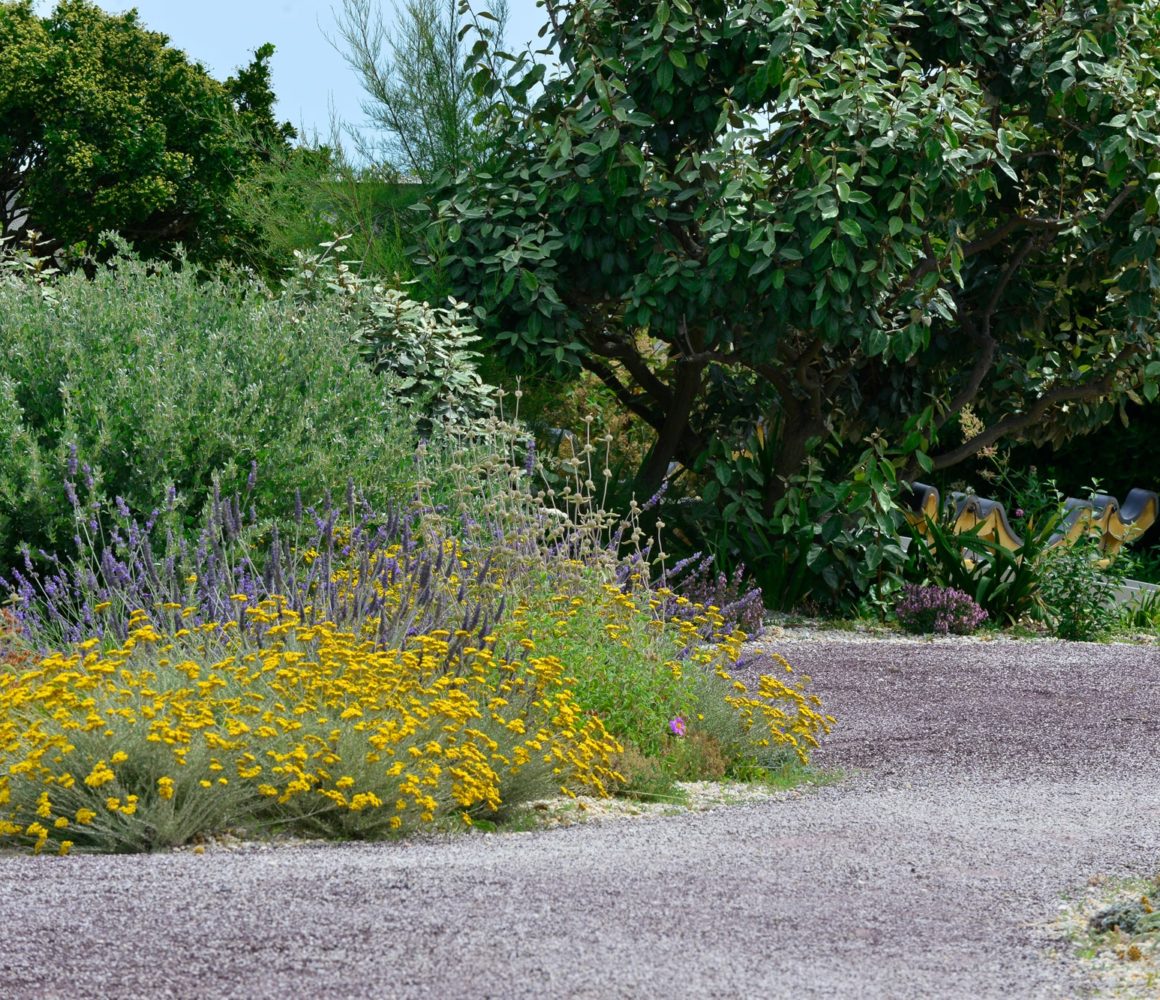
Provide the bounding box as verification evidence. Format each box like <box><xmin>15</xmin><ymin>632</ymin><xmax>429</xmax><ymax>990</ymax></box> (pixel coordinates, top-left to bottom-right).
<box><xmin>432</xmin><ymin>0</ymin><xmax>1160</xmax><ymax>519</ymax></box>
<box><xmin>0</xmin><ymin>0</ymin><xmax>294</xmax><ymax>262</ymax></box>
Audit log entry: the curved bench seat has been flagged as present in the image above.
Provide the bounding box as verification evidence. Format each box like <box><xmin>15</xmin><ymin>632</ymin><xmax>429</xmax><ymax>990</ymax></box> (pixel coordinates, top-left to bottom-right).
<box><xmin>899</xmin><ymin>483</ymin><xmax>1156</xmax><ymax>560</ymax></box>
<box><xmin>949</xmin><ymin>492</ymin><xmax>1024</xmax><ymax>551</ymax></box>
<box><xmin>1046</xmin><ymin>497</ymin><xmax>1094</xmax><ymax>549</ymax></box>
<box><xmin>1102</xmin><ymin>488</ymin><xmax>1159</xmax><ymax>555</ymax></box>
<box><xmin>900</xmin><ymin>481</ymin><xmax>940</xmax><ymax>537</ymax></box>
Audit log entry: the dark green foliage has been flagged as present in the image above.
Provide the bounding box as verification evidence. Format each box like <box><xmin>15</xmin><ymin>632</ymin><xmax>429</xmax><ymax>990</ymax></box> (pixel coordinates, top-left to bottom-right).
<box><xmin>429</xmin><ymin>0</ymin><xmax>1160</xmax><ymax>606</ymax></box>
<box><xmin>902</xmin><ymin>514</ymin><xmax>1055</xmax><ymax>625</ymax></box>
<box><xmin>675</xmin><ymin>433</ymin><xmax>910</xmax><ymax>612</ymax></box>
<box><xmin>0</xmin><ymin>0</ymin><xmax>294</xmax><ymax>264</ymax></box>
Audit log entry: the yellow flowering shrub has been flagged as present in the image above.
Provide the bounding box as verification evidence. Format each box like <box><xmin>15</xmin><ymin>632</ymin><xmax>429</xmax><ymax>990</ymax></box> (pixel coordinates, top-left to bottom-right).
<box><xmin>496</xmin><ymin>579</ymin><xmax>833</xmax><ymax>773</ymax></box>
<box><xmin>0</xmin><ymin>600</ymin><xmax>621</xmax><ymax>854</ymax></box>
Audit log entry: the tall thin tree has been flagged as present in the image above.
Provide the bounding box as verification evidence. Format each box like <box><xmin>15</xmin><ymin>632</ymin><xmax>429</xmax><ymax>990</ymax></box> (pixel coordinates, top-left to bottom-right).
<box><xmin>334</xmin><ymin>0</ymin><xmax>509</xmax><ymax>182</ymax></box>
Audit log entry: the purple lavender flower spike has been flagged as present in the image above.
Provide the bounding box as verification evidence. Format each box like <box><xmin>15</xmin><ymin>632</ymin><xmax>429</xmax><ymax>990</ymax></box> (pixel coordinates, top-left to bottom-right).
<box><xmin>641</xmin><ymin>479</ymin><xmax>669</xmax><ymax>512</ymax></box>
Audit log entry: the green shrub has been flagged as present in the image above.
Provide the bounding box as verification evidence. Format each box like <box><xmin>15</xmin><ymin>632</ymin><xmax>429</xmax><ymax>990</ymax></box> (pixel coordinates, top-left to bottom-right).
<box><xmin>0</xmin><ymin>242</ymin><xmax>420</xmax><ymax>569</ymax></box>
<box><xmin>223</xmin><ymin>142</ymin><xmax>436</xmax><ymax>290</ymax></box>
<box><xmin>286</xmin><ymin>239</ymin><xmax>496</xmax><ymax>431</ymax></box>
<box><xmin>1040</xmin><ymin>541</ymin><xmax>1121</xmax><ymax>641</ymax></box>
<box><xmin>684</xmin><ymin>432</ymin><xmax>910</xmax><ymax>614</ymax></box>
<box><xmin>902</xmin><ymin>512</ymin><xmax>1055</xmax><ymax>625</ymax></box>
<box><xmin>407</xmin><ymin>413</ymin><xmax>832</xmax><ymax>792</ymax></box>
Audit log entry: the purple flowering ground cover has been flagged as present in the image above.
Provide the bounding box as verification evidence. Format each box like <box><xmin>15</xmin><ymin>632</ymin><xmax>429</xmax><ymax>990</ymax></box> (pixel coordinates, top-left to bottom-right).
<box><xmin>2</xmin><ymin>634</ymin><xmax>1158</xmax><ymax>998</ymax></box>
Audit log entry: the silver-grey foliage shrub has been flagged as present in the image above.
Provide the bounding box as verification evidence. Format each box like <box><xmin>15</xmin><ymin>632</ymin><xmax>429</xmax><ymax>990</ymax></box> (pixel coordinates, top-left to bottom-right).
<box><xmin>0</xmin><ymin>239</ymin><xmax>420</xmax><ymax>569</ymax></box>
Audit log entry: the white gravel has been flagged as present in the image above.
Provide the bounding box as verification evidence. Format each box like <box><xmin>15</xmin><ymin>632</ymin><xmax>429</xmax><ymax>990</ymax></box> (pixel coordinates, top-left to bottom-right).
<box><xmin>2</xmin><ymin>636</ymin><xmax>1158</xmax><ymax>999</ymax></box>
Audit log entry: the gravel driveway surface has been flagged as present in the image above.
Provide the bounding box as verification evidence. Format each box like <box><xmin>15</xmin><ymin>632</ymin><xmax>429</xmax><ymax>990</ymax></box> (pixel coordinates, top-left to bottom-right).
<box><xmin>3</xmin><ymin>636</ymin><xmax>1158</xmax><ymax>999</ymax></box>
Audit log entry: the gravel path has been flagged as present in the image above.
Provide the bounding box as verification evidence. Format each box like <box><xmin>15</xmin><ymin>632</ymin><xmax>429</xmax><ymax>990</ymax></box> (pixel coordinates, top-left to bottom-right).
<box><xmin>3</xmin><ymin>636</ymin><xmax>1159</xmax><ymax>999</ymax></box>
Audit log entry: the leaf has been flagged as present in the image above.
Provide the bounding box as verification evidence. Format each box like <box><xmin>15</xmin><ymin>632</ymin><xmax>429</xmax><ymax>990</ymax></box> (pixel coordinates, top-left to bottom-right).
<box><xmin>864</xmin><ymin>328</ymin><xmax>888</xmax><ymax>357</ymax></box>
<box><xmin>838</xmin><ymin>218</ymin><xmax>864</xmax><ymax>243</ymax></box>
<box><xmin>809</xmin><ymin>228</ymin><xmax>831</xmax><ymax>251</ymax></box>
<box><xmin>668</xmin><ymin>48</ymin><xmax>688</xmax><ymax>69</ymax></box>
<box><xmin>594</xmin><ymin>75</ymin><xmax>613</xmax><ymax>114</ymax></box>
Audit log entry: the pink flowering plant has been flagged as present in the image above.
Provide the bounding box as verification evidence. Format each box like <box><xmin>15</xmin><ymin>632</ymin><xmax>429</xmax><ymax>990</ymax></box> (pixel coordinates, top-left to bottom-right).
<box><xmin>894</xmin><ymin>584</ymin><xmax>988</xmax><ymax>636</ymax></box>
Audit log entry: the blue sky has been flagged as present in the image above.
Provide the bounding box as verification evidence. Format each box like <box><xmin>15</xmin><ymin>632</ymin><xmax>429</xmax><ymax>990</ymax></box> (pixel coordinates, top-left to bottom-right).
<box><xmin>35</xmin><ymin>1</ymin><xmax>547</xmax><ymax>143</ymax></box>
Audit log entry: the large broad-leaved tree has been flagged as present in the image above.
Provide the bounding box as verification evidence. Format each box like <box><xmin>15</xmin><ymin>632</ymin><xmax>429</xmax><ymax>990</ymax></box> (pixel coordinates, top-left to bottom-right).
<box><xmin>432</xmin><ymin>0</ymin><xmax>1160</xmax><ymax>517</ymax></box>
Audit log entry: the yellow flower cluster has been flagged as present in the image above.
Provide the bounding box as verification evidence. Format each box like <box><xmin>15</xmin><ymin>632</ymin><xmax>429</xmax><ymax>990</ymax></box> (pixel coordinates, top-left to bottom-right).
<box><xmin>508</xmin><ymin>581</ymin><xmax>833</xmax><ymax>765</ymax></box>
<box><xmin>661</xmin><ymin>596</ymin><xmax>834</xmax><ymax>764</ymax></box>
<box><xmin>0</xmin><ymin>597</ymin><xmax>622</xmax><ymax>853</ymax></box>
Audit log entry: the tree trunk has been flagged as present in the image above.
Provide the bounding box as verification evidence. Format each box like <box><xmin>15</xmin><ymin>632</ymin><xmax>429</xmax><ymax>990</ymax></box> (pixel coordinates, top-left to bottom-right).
<box><xmin>762</xmin><ymin>407</ymin><xmax>825</xmax><ymax>518</ymax></box>
<box><xmin>634</xmin><ymin>359</ymin><xmax>704</xmax><ymax>498</ymax></box>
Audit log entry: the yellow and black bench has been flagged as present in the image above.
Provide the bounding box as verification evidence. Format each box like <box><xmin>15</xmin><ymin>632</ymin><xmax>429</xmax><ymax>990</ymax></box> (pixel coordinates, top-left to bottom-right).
<box><xmin>900</xmin><ymin>482</ymin><xmax>1158</xmax><ymax>557</ymax></box>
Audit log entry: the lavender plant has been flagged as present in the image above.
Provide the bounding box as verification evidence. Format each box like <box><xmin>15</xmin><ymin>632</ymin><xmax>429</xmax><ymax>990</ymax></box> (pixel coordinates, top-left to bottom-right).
<box><xmin>894</xmin><ymin>584</ymin><xmax>988</xmax><ymax>636</ymax></box>
<box><xmin>660</xmin><ymin>552</ymin><xmax>766</xmax><ymax>636</ymax></box>
<box><xmin>3</xmin><ymin>402</ymin><xmax>830</xmax><ymax>819</ymax></box>
<box><xmin>3</xmin><ymin>463</ymin><xmax>502</xmax><ymax>659</ymax></box>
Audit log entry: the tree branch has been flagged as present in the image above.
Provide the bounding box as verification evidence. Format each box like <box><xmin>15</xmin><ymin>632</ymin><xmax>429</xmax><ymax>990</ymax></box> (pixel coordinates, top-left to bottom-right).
<box><xmin>578</xmin><ymin>354</ymin><xmax>665</xmax><ymax>430</ymax></box>
<box><xmin>664</xmin><ymin>220</ymin><xmax>705</xmax><ymax>261</ymax></box>
<box><xmin>930</xmin><ymin>350</ymin><xmax>1136</xmax><ymax>470</ymax></box>
<box><xmin>933</xmin><ymin>233</ymin><xmax>1043</xmax><ymax>436</ymax></box>
<box><xmin>1100</xmin><ymin>182</ymin><xmax>1139</xmax><ymax>224</ymax></box>
<box><xmin>883</xmin><ymin>214</ymin><xmax>1064</xmax><ymax>316</ymax></box>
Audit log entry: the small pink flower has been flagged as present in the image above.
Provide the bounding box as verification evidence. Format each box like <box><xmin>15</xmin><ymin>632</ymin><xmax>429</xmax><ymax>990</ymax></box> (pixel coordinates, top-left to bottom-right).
<box><xmin>668</xmin><ymin>717</ymin><xmax>686</xmax><ymax>737</ymax></box>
